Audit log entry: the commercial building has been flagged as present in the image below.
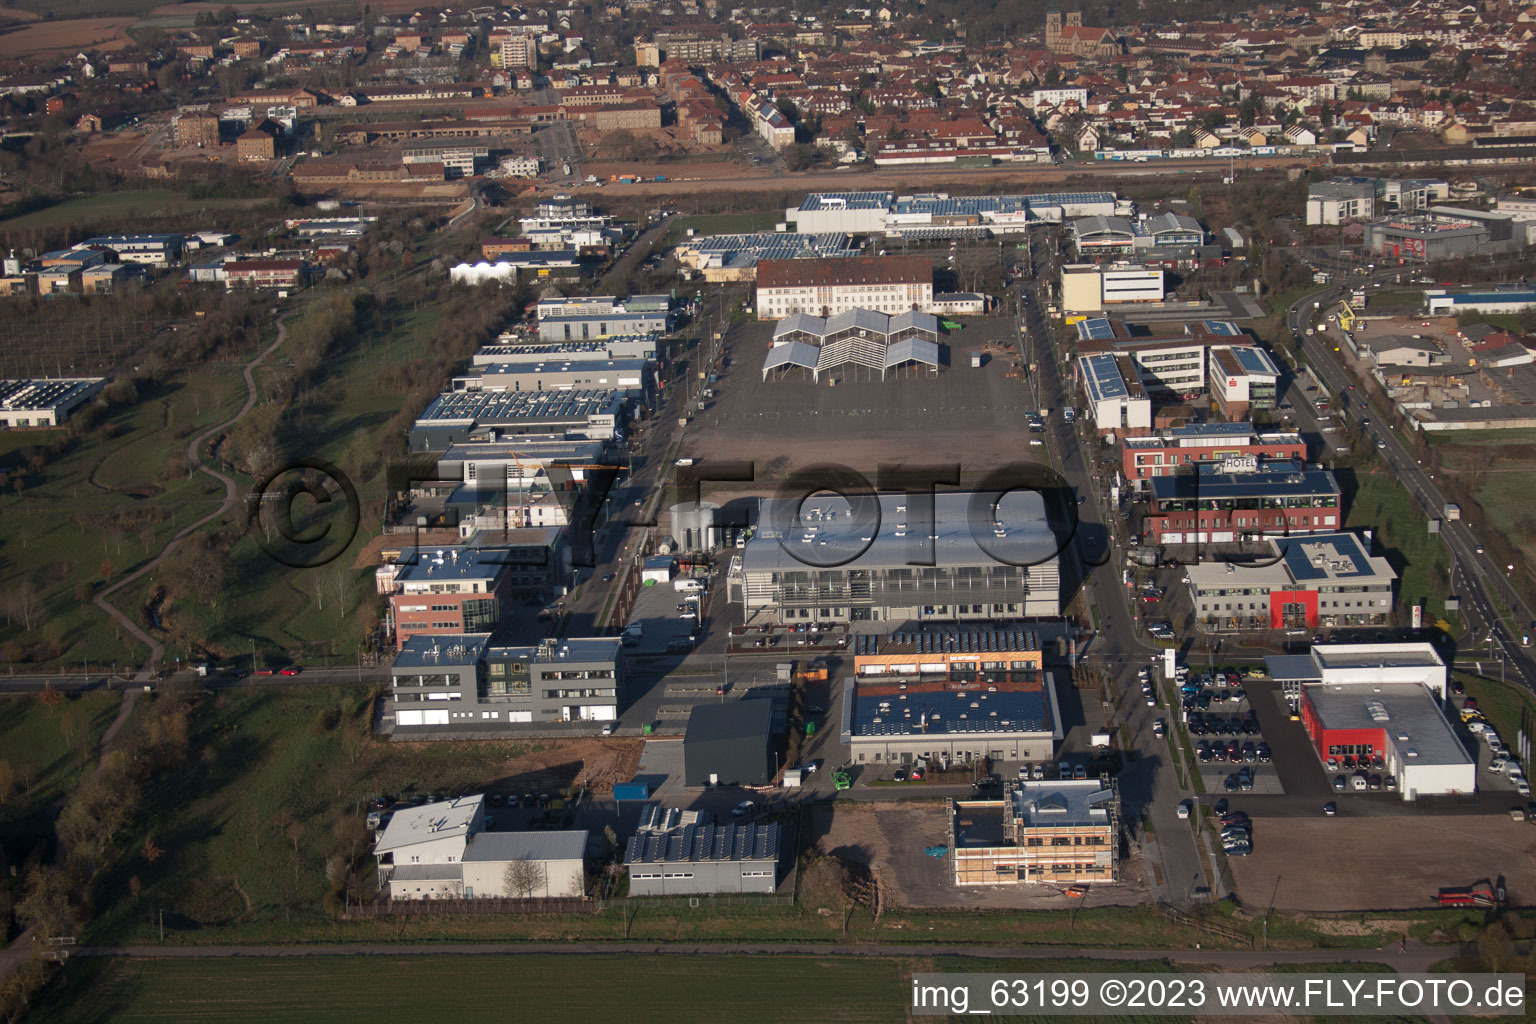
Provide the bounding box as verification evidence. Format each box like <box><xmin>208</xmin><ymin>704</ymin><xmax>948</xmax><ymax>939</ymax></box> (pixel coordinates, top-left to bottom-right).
<box><xmin>224</xmin><ymin>259</ymin><xmax>305</xmax><ymax>291</ymax></box>
<box><xmin>754</xmin><ymin>255</ymin><xmax>933</xmax><ymax>319</ymax></box>
<box><xmin>683</xmin><ymin>700</ymin><xmax>775</xmax><ymax>787</ymax></box>
<box><xmin>1264</xmin><ymin>643</ymin><xmax>1467</xmax><ymax>800</ymax></box>
<box><xmin>1306</xmin><ymin>179</ymin><xmax>1376</xmax><ymax>225</ymax></box>
<box><xmin>672</xmin><ymin>231</ymin><xmax>858</xmax><ymax>282</ymax></box>
<box><xmin>1208</xmin><ymin>345</ymin><xmax>1282</xmax><ymax>418</ymax></box>
<box><xmin>472</xmin><ymin>337</ymin><xmax>659</xmax><ymax>364</ymax></box>
<box><xmin>388</xmin><ymin>633</ymin><xmax>625</xmax><ymax>731</ymax></box>
<box><xmin>1077</xmin><ymin>352</ymin><xmax>1152</xmax><ymax>435</ymax></box>
<box><xmin>384</xmin><ymin>545</ymin><xmax>516</xmax><ymax>649</ymax></box>
<box><xmin>1067</xmin><ymin>212</ymin><xmax>1204</xmax><ymax>258</ymax></box>
<box><xmin>1146</xmin><ymin>457</ymin><xmax>1342</xmax><ymax>546</ymax></box>
<box><xmin>403</xmin><ymin>140</ymin><xmax>490</xmax><ymax>178</ymax></box>
<box><xmin>844</xmin><ymin>628</ymin><xmax>1058</xmax><ymax>765</ymax></box>
<box><xmin>730</xmin><ymin>491</ymin><xmax>1062</xmax><ymax>626</ymax></box>
<box><xmin>1185</xmin><ymin>532</ymin><xmax>1395</xmax><ymax>631</ymax></box>
<box><xmin>1425</xmin><ymin>289</ymin><xmax>1536</xmax><ymax>317</ymax></box>
<box><xmin>1059</xmin><ymin>263</ymin><xmax>1163</xmax><ymax>313</ymax></box>
<box><xmin>409</xmin><ymin>389</ymin><xmax>626</xmax><ymax>450</ymax></box>
<box><xmin>0</xmin><ymin>377</ymin><xmax>108</xmax><ymax>428</ymax></box>
<box><xmin>951</xmin><ymin>779</ymin><xmax>1118</xmax><ymax>886</ymax></box>
<box><xmin>78</xmin><ymin>233</ymin><xmax>183</xmax><ymax>267</ymax></box>
<box><xmin>762</xmin><ymin>308</ymin><xmax>942</xmax><ymax>381</ymax></box>
<box><xmin>538</xmin><ymin>311</ymin><xmax>668</xmax><ymax>342</ymax></box>
<box><xmin>1074</xmin><ymin>318</ymin><xmax>1259</xmax><ymax>402</ymax></box>
<box><xmin>1363</xmin><ymin>214</ymin><xmax>1490</xmax><ymax>263</ymax></box>
<box><xmin>455</xmin><ymin>359</ymin><xmax>650</xmax><ymax>395</ymax></box>
<box><xmin>1122</xmin><ymin>423</ymin><xmax>1306</xmax><ymax>489</ymax></box>
<box><xmin>785</xmin><ymin>191</ymin><xmax>1123</xmax><ymax>236</ymax></box>
<box><xmin>625</xmin><ymin>806</ymin><xmax>780</xmax><ymax>896</ymax></box>
<box><xmin>374</xmin><ymin>794</ymin><xmax>589</xmax><ymax>900</ymax></box>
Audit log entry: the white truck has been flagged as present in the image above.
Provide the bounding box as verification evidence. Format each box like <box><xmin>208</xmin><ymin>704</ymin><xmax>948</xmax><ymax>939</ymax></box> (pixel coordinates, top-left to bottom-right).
<box><xmin>673</xmin><ymin>578</ymin><xmax>705</xmax><ymax>593</ymax></box>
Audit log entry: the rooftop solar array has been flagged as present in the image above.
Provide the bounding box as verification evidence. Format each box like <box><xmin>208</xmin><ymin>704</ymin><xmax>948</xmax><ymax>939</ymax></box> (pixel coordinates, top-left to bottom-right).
<box><xmin>1150</xmin><ymin>460</ymin><xmax>1339</xmax><ymax>500</ymax></box>
<box><xmin>1080</xmin><ymin>353</ymin><xmax>1130</xmax><ymax>403</ymax></box>
<box><xmin>852</xmin><ymin>628</ymin><xmax>1040</xmax><ymax>656</ymax></box>
<box><xmin>798</xmin><ymin>191</ymin><xmax>894</xmax><ymax>210</ymax></box>
<box><xmin>680</xmin><ymin>232</ymin><xmax>854</xmax><ymax>260</ymax></box>
<box><xmin>1229</xmin><ymin>346</ymin><xmax>1281</xmax><ymax>374</ymax></box>
<box><xmin>1200</xmin><ymin>319</ymin><xmax>1244</xmax><ymax>336</ymax></box>
<box><xmin>1281</xmin><ymin>533</ymin><xmax>1374</xmax><ymax>581</ymax></box>
<box><xmin>1075</xmin><ymin>317</ymin><xmax>1120</xmax><ymax>341</ymax></box>
<box><xmin>626</xmin><ymin>822</ymin><xmax>780</xmax><ymax>864</ymax></box>
<box><xmin>416</xmin><ymin>388</ymin><xmax>621</xmax><ymax>424</ymax></box>
<box><xmin>0</xmin><ymin>378</ymin><xmax>103</xmax><ymax>411</ymax></box>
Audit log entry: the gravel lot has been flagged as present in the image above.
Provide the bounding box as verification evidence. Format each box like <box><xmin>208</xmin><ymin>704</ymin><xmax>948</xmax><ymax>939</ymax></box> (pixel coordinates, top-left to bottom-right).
<box><xmin>1228</xmin><ymin>814</ymin><xmax>1536</xmax><ymax>911</ymax></box>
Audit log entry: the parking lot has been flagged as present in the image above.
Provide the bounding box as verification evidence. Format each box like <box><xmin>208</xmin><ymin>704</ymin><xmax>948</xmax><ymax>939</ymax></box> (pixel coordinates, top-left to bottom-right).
<box><xmin>682</xmin><ymin>318</ymin><xmax>1040</xmax><ymax>481</ymax></box>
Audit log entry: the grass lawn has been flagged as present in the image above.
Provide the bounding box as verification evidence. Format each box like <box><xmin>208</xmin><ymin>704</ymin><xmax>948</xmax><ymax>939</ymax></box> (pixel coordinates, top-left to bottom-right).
<box><xmin>28</xmin><ymin>954</ymin><xmax>1180</xmax><ymax>1024</ymax></box>
<box><xmin>1341</xmin><ymin>469</ymin><xmax>1457</xmax><ymax>627</ymax></box>
<box><xmin>0</xmin><ymin>192</ymin><xmax>272</xmax><ymax>232</ymax></box>
<box><xmin>663</xmin><ymin>210</ymin><xmax>782</xmax><ymax>246</ymax></box>
<box><xmin>0</xmin><ymin>363</ymin><xmax>252</xmax><ymax>667</ymax></box>
<box><xmin>1365</xmin><ymin>290</ymin><xmax>1424</xmax><ymax>309</ymax></box>
<box><xmin>1426</xmin><ymin>428</ymin><xmax>1536</xmax><ymax>448</ymax></box>
<box><xmin>0</xmin><ymin>690</ymin><xmax>120</xmax><ymax>826</ymax></box>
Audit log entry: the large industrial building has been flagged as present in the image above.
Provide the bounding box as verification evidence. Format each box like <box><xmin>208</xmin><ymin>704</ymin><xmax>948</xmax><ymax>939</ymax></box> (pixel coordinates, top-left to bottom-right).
<box><xmin>672</xmin><ymin>231</ymin><xmax>858</xmax><ymax>282</ymax></box>
<box><xmin>1059</xmin><ymin>263</ymin><xmax>1164</xmax><ymax>313</ymax></box>
<box><xmin>754</xmin><ymin>255</ymin><xmax>935</xmax><ymax>319</ymax></box>
<box><xmin>1144</xmin><ymin>456</ymin><xmax>1342</xmax><ymax>546</ymax></box>
<box><xmin>453</xmin><ymin>359</ymin><xmax>650</xmax><ymax>395</ymax></box>
<box><xmin>1122</xmin><ymin>423</ymin><xmax>1307</xmax><ymax>489</ymax></box>
<box><xmin>762</xmin><ymin>308</ymin><xmax>943</xmax><ymax>381</ymax></box>
<box><xmin>0</xmin><ymin>377</ymin><xmax>108</xmax><ymax>428</ymax></box>
<box><xmin>728</xmin><ymin>491</ymin><xmax>1062</xmax><ymax>626</ymax></box>
<box><xmin>842</xmin><ymin>629</ymin><xmax>1059</xmax><ymax>765</ymax></box>
<box><xmin>625</xmin><ymin>806</ymin><xmax>781</xmax><ymax>896</ymax></box>
<box><xmin>683</xmin><ymin>700</ymin><xmax>775</xmax><ymax>787</ymax></box>
<box><xmin>1265</xmin><ymin>644</ymin><xmax>1472</xmax><ymax>800</ymax></box>
<box><xmin>1184</xmin><ymin>532</ymin><xmax>1395</xmax><ymax>631</ymax></box>
<box><xmin>1067</xmin><ymin>212</ymin><xmax>1203</xmax><ymax>258</ymax></box>
<box><xmin>783</xmin><ymin>191</ymin><xmax>1126</xmax><ymax>236</ymax></box>
<box><xmin>388</xmin><ymin>633</ymin><xmax>625</xmax><ymax>732</ymax></box>
<box><xmin>409</xmin><ymin>389</ymin><xmax>626</xmax><ymax>450</ymax></box>
<box><xmin>951</xmin><ymin>780</ymin><xmax>1118</xmax><ymax>886</ymax></box>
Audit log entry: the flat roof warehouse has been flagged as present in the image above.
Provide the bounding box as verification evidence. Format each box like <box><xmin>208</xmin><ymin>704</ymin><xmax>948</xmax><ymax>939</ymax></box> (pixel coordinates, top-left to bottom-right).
<box><xmin>741</xmin><ymin>491</ymin><xmax>1063</xmax><ymax>573</ymax></box>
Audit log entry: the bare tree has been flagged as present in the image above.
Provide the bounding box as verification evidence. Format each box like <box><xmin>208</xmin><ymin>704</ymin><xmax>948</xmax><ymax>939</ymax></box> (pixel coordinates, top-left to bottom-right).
<box><xmin>2</xmin><ymin>581</ymin><xmax>39</xmax><ymax>631</ymax></box>
<box><xmin>0</xmin><ymin>759</ymin><xmax>14</xmax><ymax>806</ymax></box>
<box><xmin>327</xmin><ymin>565</ymin><xmax>357</xmax><ymax>618</ymax></box>
<box><xmin>308</xmin><ymin>571</ymin><xmax>326</xmax><ymax>612</ymax></box>
<box><xmin>503</xmin><ymin>857</ymin><xmax>547</xmax><ymax>898</ymax></box>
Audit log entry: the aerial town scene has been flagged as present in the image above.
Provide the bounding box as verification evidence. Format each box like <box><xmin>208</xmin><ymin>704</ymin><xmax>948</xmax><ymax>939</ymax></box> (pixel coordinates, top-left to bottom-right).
<box><xmin>0</xmin><ymin>0</ymin><xmax>1534</xmax><ymax>1019</ymax></box>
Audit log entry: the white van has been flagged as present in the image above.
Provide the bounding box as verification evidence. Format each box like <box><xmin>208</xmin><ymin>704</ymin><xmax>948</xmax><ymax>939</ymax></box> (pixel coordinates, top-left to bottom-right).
<box><xmin>673</xmin><ymin>578</ymin><xmax>704</xmax><ymax>593</ymax></box>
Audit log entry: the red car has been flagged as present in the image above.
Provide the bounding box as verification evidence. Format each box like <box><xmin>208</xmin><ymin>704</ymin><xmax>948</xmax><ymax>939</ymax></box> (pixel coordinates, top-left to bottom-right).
<box><xmin>279</xmin><ymin>667</ymin><xmax>301</xmax><ymax>676</ymax></box>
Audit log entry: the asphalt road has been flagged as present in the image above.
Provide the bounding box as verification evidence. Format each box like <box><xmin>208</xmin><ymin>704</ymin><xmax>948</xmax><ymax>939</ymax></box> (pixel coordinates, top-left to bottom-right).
<box><xmin>1286</xmin><ymin>275</ymin><xmax>1536</xmax><ymax>692</ymax></box>
<box><xmin>1018</xmin><ymin>237</ymin><xmax>1208</xmax><ymax>905</ymax></box>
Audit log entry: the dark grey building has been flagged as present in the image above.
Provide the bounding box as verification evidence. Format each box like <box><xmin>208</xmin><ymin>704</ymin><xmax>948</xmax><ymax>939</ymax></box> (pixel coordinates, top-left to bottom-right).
<box><xmin>683</xmin><ymin>700</ymin><xmax>774</xmax><ymax>787</ymax></box>
<box><xmin>389</xmin><ymin>633</ymin><xmax>625</xmax><ymax>732</ymax></box>
<box><xmin>625</xmin><ymin>807</ymin><xmax>780</xmax><ymax>896</ymax></box>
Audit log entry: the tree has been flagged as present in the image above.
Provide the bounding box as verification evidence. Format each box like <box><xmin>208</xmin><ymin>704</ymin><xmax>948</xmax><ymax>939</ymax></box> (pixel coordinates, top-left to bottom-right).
<box><xmin>15</xmin><ymin>865</ymin><xmax>78</xmax><ymax>940</ymax></box>
<box><xmin>37</xmin><ymin>682</ymin><xmax>62</xmax><ymax>715</ymax></box>
<box><xmin>503</xmin><ymin>857</ymin><xmax>547</xmax><ymax>898</ymax></box>
<box><xmin>140</xmin><ymin>834</ymin><xmax>165</xmax><ymax>865</ymax></box>
<box><xmin>2</xmin><ymin>581</ymin><xmax>39</xmax><ymax>631</ymax></box>
<box><xmin>327</xmin><ymin>565</ymin><xmax>357</xmax><ymax>618</ymax></box>
<box><xmin>0</xmin><ymin>759</ymin><xmax>13</xmax><ymax>807</ymax></box>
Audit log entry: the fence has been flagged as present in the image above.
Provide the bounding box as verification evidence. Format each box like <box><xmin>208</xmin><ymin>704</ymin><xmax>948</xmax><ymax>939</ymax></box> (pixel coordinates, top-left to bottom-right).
<box><xmin>1156</xmin><ymin>901</ymin><xmax>1253</xmax><ymax>946</ymax></box>
<box><xmin>346</xmin><ymin>896</ymin><xmax>598</xmax><ymax>918</ymax></box>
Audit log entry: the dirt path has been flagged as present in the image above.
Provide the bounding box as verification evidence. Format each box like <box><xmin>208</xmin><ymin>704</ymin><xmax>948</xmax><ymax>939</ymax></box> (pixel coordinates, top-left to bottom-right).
<box><xmin>92</xmin><ymin>312</ymin><xmax>292</xmax><ymax>683</ymax></box>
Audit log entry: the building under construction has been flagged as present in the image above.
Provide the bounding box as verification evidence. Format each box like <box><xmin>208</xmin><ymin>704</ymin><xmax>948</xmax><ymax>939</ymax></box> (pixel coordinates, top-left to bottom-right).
<box><xmin>949</xmin><ymin>778</ymin><xmax>1119</xmax><ymax>886</ymax></box>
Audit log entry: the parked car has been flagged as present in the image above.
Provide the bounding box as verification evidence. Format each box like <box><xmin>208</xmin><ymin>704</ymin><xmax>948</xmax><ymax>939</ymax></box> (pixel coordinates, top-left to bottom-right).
<box><xmin>1323</xmin><ymin>802</ymin><xmax>1337</xmax><ymax>816</ymax></box>
<box><xmin>893</xmin><ymin>768</ymin><xmax>908</xmax><ymax>782</ymax></box>
<box><xmin>1333</xmin><ymin>775</ymin><xmax>1347</xmax><ymax>792</ymax></box>
<box><xmin>731</xmin><ymin>800</ymin><xmax>755</xmax><ymax>818</ymax></box>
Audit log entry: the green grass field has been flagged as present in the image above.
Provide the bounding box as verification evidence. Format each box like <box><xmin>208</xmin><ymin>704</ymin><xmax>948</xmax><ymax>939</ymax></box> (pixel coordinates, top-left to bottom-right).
<box><xmin>0</xmin><ymin>363</ymin><xmax>251</xmax><ymax>666</ymax></box>
<box><xmin>27</xmin><ymin>954</ymin><xmax>1184</xmax><ymax>1024</ymax></box>
<box><xmin>1426</xmin><ymin>428</ymin><xmax>1536</xmax><ymax>448</ymax></box>
<box><xmin>663</xmin><ymin>210</ymin><xmax>782</xmax><ymax>246</ymax></box>
<box><xmin>0</xmin><ymin>192</ymin><xmax>271</xmax><ymax>233</ymax></box>
<box><xmin>1342</xmin><ymin>469</ymin><xmax>1457</xmax><ymax>626</ymax></box>
<box><xmin>0</xmin><ymin>691</ymin><xmax>120</xmax><ymax>824</ymax></box>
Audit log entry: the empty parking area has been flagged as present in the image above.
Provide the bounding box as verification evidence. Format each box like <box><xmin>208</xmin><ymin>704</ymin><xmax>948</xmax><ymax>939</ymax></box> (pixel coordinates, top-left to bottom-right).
<box><xmin>683</xmin><ymin>319</ymin><xmax>1037</xmax><ymax>479</ymax></box>
<box><xmin>1228</xmin><ymin>815</ymin><xmax>1536</xmax><ymax>911</ymax></box>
